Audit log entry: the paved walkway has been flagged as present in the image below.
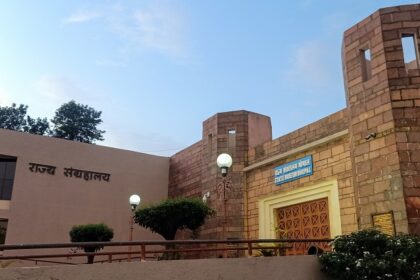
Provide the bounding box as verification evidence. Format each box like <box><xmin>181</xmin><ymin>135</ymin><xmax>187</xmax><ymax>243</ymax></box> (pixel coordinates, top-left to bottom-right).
<box><xmin>0</xmin><ymin>256</ymin><xmax>328</xmax><ymax>280</ymax></box>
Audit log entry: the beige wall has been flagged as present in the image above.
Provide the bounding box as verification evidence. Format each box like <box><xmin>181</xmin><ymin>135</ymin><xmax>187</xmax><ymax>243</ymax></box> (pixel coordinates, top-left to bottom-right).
<box><xmin>0</xmin><ymin>129</ymin><xmax>169</xmax><ymax>245</ymax></box>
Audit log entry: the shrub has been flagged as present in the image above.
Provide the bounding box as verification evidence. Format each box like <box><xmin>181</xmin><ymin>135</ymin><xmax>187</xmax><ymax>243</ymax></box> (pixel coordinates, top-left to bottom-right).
<box><xmin>134</xmin><ymin>197</ymin><xmax>215</xmax><ymax>259</ymax></box>
<box><xmin>319</xmin><ymin>229</ymin><xmax>420</xmax><ymax>280</ymax></box>
<box><xmin>69</xmin><ymin>223</ymin><xmax>114</xmax><ymax>264</ymax></box>
<box><xmin>134</xmin><ymin>197</ymin><xmax>215</xmax><ymax>240</ymax></box>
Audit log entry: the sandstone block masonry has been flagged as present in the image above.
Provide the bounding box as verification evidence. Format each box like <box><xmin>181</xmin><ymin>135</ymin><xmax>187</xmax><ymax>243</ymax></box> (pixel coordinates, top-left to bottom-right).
<box><xmin>343</xmin><ymin>4</ymin><xmax>420</xmax><ymax>234</ymax></box>
<box><xmin>169</xmin><ymin>4</ymin><xmax>420</xmax><ymax>240</ymax></box>
<box><xmin>169</xmin><ymin>111</ymin><xmax>272</xmax><ymax>240</ymax></box>
<box><xmin>245</xmin><ymin>110</ymin><xmax>357</xmax><ymax>239</ymax></box>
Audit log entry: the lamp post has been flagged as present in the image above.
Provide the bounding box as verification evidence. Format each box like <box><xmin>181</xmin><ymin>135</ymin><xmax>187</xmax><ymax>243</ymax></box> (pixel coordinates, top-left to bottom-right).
<box><xmin>128</xmin><ymin>194</ymin><xmax>141</xmax><ymax>261</ymax></box>
<box><xmin>216</xmin><ymin>153</ymin><xmax>233</xmax><ymax>241</ymax></box>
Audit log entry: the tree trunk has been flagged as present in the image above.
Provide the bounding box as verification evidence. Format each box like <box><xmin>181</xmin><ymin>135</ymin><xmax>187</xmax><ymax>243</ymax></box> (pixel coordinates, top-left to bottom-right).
<box><xmin>84</xmin><ymin>247</ymin><xmax>96</xmax><ymax>264</ymax></box>
<box><xmin>159</xmin><ymin>243</ymin><xmax>180</xmax><ymax>260</ymax></box>
<box><xmin>87</xmin><ymin>254</ymin><xmax>95</xmax><ymax>264</ymax></box>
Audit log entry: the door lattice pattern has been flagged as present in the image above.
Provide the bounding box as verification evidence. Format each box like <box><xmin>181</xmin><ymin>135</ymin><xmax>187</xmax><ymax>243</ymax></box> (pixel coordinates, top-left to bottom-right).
<box><xmin>276</xmin><ymin>198</ymin><xmax>331</xmax><ymax>255</ymax></box>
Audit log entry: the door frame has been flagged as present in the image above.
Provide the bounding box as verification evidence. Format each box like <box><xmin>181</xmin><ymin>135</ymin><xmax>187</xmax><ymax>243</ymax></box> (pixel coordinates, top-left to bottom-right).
<box><xmin>258</xmin><ymin>179</ymin><xmax>342</xmax><ymax>239</ymax></box>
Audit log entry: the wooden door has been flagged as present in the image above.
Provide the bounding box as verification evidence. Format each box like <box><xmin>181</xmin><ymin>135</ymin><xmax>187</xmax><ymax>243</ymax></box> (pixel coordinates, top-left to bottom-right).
<box><xmin>276</xmin><ymin>198</ymin><xmax>331</xmax><ymax>255</ymax></box>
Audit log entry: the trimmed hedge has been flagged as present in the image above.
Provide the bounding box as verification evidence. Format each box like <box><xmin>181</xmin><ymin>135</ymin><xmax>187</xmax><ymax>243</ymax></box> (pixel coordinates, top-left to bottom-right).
<box><xmin>134</xmin><ymin>197</ymin><xmax>215</xmax><ymax>240</ymax></box>
<box><xmin>69</xmin><ymin>223</ymin><xmax>114</xmax><ymax>263</ymax></box>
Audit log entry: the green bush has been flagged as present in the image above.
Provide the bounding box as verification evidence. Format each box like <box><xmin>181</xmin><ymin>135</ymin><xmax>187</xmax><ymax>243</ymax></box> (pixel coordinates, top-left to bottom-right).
<box><xmin>69</xmin><ymin>223</ymin><xmax>114</xmax><ymax>264</ymax></box>
<box><xmin>319</xmin><ymin>229</ymin><xmax>420</xmax><ymax>280</ymax></box>
<box><xmin>134</xmin><ymin>197</ymin><xmax>215</xmax><ymax>260</ymax></box>
<box><xmin>134</xmin><ymin>197</ymin><xmax>215</xmax><ymax>240</ymax></box>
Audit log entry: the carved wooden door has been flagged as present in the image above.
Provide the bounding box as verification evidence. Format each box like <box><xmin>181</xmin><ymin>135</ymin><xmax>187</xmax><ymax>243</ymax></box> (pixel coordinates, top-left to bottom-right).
<box><xmin>276</xmin><ymin>198</ymin><xmax>331</xmax><ymax>255</ymax></box>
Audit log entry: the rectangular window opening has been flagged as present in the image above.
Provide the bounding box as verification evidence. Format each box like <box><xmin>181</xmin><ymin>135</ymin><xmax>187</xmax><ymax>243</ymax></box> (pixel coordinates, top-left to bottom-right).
<box><xmin>0</xmin><ymin>158</ymin><xmax>16</xmax><ymax>201</ymax></box>
<box><xmin>360</xmin><ymin>48</ymin><xmax>372</xmax><ymax>81</ymax></box>
<box><xmin>228</xmin><ymin>128</ymin><xmax>236</xmax><ymax>152</ymax></box>
<box><xmin>0</xmin><ymin>219</ymin><xmax>8</xmax><ymax>245</ymax></box>
<box><xmin>402</xmin><ymin>34</ymin><xmax>419</xmax><ymax>70</ymax></box>
<box><xmin>364</xmin><ymin>49</ymin><xmax>371</xmax><ymax>61</ymax></box>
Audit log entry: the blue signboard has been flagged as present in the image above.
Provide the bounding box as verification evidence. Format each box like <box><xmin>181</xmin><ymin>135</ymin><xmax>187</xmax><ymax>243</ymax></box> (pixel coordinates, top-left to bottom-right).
<box><xmin>274</xmin><ymin>155</ymin><xmax>313</xmax><ymax>185</ymax></box>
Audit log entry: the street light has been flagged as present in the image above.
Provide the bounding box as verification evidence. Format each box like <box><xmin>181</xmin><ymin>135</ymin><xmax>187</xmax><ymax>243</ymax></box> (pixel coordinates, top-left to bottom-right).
<box><xmin>217</xmin><ymin>153</ymin><xmax>233</xmax><ymax>177</ymax></box>
<box><xmin>128</xmin><ymin>194</ymin><xmax>141</xmax><ymax>261</ymax></box>
<box><xmin>216</xmin><ymin>153</ymin><xmax>233</xmax><ymax>243</ymax></box>
<box><xmin>129</xmin><ymin>194</ymin><xmax>141</xmax><ymax>211</ymax></box>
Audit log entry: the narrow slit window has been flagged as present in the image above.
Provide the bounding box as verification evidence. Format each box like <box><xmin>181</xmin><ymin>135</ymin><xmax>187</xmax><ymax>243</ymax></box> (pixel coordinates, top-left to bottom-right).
<box><xmin>361</xmin><ymin>48</ymin><xmax>372</xmax><ymax>81</ymax></box>
<box><xmin>402</xmin><ymin>35</ymin><xmax>419</xmax><ymax>70</ymax></box>
<box><xmin>228</xmin><ymin>128</ymin><xmax>236</xmax><ymax>151</ymax></box>
<box><xmin>207</xmin><ymin>134</ymin><xmax>213</xmax><ymax>158</ymax></box>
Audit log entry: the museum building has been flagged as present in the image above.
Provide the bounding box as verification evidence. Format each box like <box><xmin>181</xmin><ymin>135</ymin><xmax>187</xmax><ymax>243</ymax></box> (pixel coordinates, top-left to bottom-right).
<box><xmin>0</xmin><ymin>4</ymin><xmax>420</xmax><ymax>256</ymax></box>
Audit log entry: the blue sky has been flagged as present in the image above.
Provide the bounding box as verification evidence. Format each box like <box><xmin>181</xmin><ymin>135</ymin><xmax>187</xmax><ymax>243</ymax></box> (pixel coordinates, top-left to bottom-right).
<box><xmin>0</xmin><ymin>1</ymin><xmax>417</xmax><ymax>156</ymax></box>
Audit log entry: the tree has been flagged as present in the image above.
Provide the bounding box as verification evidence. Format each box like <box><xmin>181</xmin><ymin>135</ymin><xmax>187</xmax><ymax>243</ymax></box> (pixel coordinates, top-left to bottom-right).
<box><xmin>51</xmin><ymin>100</ymin><xmax>105</xmax><ymax>143</ymax></box>
<box><xmin>0</xmin><ymin>101</ymin><xmax>105</xmax><ymax>140</ymax></box>
<box><xmin>134</xmin><ymin>197</ymin><xmax>215</xmax><ymax>259</ymax></box>
<box><xmin>69</xmin><ymin>223</ymin><xmax>114</xmax><ymax>264</ymax></box>
<box><xmin>0</xmin><ymin>103</ymin><xmax>50</xmax><ymax>135</ymax></box>
<box><xmin>0</xmin><ymin>103</ymin><xmax>28</xmax><ymax>131</ymax></box>
<box><xmin>23</xmin><ymin>116</ymin><xmax>50</xmax><ymax>135</ymax></box>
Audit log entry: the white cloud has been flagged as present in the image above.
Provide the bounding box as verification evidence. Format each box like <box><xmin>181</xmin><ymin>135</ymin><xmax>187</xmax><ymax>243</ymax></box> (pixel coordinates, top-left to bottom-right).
<box><xmin>95</xmin><ymin>58</ymin><xmax>127</xmax><ymax>67</ymax></box>
<box><xmin>103</xmin><ymin>126</ymin><xmax>184</xmax><ymax>156</ymax></box>
<box><xmin>298</xmin><ymin>0</ymin><xmax>314</xmax><ymax>9</ymax></box>
<box><xmin>63</xmin><ymin>10</ymin><xmax>102</xmax><ymax>24</ymax></box>
<box><xmin>29</xmin><ymin>75</ymin><xmax>108</xmax><ymax>126</ymax></box>
<box><xmin>34</xmin><ymin>75</ymin><xmax>104</xmax><ymax>112</ymax></box>
<box><xmin>36</xmin><ymin>76</ymin><xmax>85</xmax><ymax>102</ymax></box>
<box><xmin>0</xmin><ymin>87</ymin><xmax>12</xmax><ymax>106</ymax></box>
<box><xmin>282</xmin><ymin>40</ymin><xmax>334</xmax><ymax>89</ymax></box>
<box><xmin>321</xmin><ymin>12</ymin><xmax>352</xmax><ymax>36</ymax></box>
<box><xmin>63</xmin><ymin>2</ymin><xmax>189</xmax><ymax>62</ymax></box>
<box><xmin>132</xmin><ymin>6</ymin><xmax>186</xmax><ymax>58</ymax></box>
<box><xmin>29</xmin><ymin>76</ymin><xmax>181</xmax><ymax>155</ymax></box>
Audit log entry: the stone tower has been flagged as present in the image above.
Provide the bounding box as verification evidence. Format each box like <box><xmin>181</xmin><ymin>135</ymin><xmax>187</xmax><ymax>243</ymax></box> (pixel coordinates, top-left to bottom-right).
<box><xmin>169</xmin><ymin>111</ymin><xmax>272</xmax><ymax>240</ymax></box>
<box><xmin>343</xmin><ymin>4</ymin><xmax>420</xmax><ymax>234</ymax></box>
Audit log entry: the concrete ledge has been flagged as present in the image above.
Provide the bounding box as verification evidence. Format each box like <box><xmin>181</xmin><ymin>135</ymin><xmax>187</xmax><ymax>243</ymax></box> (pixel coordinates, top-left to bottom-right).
<box><xmin>0</xmin><ymin>256</ymin><xmax>329</xmax><ymax>280</ymax></box>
